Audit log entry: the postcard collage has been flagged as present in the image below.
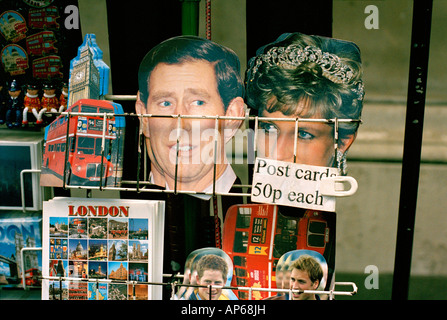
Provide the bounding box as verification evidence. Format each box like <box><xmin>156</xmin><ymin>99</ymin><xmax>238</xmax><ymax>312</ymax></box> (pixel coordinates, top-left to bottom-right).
<box><xmin>41</xmin><ymin>197</ymin><xmax>165</xmax><ymax>300</ymax></box>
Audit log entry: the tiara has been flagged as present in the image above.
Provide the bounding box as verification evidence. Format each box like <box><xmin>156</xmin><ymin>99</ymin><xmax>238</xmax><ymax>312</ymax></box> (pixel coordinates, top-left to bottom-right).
<box><xmin>249</xmin><ymin>44</ymin><xmax>359</xmax><ymax>84</ymax></box>
<box><xmin>248</xmin><ymin>44</ymin><xmax>364</xmax><ymax>102</ymax></box>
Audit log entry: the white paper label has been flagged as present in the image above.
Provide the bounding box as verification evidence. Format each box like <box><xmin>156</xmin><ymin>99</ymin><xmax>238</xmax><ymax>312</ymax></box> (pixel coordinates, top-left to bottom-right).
<box><xmin>251</xmin><ymin>158</ymin><xmax>357</xmax><ymax>212</ymax></box>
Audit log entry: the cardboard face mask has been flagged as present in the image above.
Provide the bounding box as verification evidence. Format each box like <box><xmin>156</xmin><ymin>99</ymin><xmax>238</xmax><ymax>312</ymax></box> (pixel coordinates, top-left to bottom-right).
<box><xmin>246</xmin><ymin>32</ymin><xmax>363</xmax><ymax>175</ymax></box>
<box><xmin>176</xmin><ymin>247</ymin><xmax>237</xmax><ymax>300</ymax></box>
<box><xmin>136</xmin><ymin>36</ymin><xmax>245</xmax><ymax>198</ymax></box>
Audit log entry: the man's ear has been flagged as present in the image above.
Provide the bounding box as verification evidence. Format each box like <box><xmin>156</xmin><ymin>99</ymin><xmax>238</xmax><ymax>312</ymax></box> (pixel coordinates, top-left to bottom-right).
<box><xmin>135</xmin><ymin>91</ymin><xmax>149</xmax><ymax>138</ymax></box>
<box><xmin>223</xmin><ymin>96</ymin><xmax>245</xmax><ymax>143</ymax></box>
<box><xmin>312</xmin><ymin>279</ymin><xmax>320</xmax><ymax>290</ymax></box>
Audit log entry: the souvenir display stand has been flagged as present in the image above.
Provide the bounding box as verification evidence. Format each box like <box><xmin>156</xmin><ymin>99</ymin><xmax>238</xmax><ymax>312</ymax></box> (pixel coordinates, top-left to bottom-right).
<box><xmin>0</xmin><ymin>0</ymin><xmax>434</xmax><ymax>303</ymax></box>
<box><xmin>0</xmin><ymin>0</ymin><xmax>359</xmax><ymax>302</ymax></box>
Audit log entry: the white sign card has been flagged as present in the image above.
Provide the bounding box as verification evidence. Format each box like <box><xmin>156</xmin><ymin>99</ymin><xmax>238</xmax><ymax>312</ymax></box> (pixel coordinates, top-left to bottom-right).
<box><xmin>251</xmin><ymin>158</ymin><xmax>357</xmax><ymax>212</ymax></box>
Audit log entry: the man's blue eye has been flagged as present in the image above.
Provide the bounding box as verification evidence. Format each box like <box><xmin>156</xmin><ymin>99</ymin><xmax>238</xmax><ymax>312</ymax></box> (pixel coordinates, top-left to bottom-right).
<box><xmin>160</xmin><ymin>101</ymin><xmax>172</xmax><ymax>107</ymax></box>
<box><xmin>193</xmin><ymin>100</ymin><xmax>205</xmax><ymax>106</ymax></box>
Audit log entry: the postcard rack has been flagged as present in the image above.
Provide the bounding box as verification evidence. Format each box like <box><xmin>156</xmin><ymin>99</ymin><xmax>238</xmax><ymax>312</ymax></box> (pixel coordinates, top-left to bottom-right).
<box><xmin>49</xmin><ymin>94</ymin><xmax>362</xmax><ymax>197</ymax></box>
<box><xmin>26</xmin><ymin>94</ymin><xmax>362</xmax><ymax>300</ymax></box>
<box><xmin>23</xmin><ymin>245</ymin><xmax>357</xmax><ymax>301</ymax></box>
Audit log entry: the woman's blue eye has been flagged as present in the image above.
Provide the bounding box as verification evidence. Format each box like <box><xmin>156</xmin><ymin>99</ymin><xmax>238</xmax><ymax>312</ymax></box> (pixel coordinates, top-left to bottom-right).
<box><xmin>298</xmin><ymin>130</ymin><xmax>314</xmax><ymax>140</ymax></box>
<box><xmin>259</xmin><ymin>122</ymin><xmax>278</xmax><ymax>134</ymax></box>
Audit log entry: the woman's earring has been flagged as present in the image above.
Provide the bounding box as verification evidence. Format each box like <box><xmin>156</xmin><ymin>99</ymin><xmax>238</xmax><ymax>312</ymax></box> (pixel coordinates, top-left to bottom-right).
<box><xmin>337</xmin><ymin>150</ymin><xmax>347</xmax><ymax>176</ymax></box>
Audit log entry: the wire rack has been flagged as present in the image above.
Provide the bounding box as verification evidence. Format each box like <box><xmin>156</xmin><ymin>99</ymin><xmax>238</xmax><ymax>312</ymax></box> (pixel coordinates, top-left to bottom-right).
<box><xmin>23</xmin><ymin>247</ymin><xmax>357</xmax><ymax>300</ymax></box>
<box><xmin>19</xmin><ymin>95</ymin><xmax>362</xmax><ymax>300</ymax></box>
<box><xmin>53</xmin><ymin>94</ymin><xmax>361</xmax><ymax>197</ymax></box>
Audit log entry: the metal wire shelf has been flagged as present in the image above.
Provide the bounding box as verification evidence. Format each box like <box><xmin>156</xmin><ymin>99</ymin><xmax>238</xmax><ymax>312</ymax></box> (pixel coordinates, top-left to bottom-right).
<box><xmin>49</xmin><ymin>93</ymin><xmax>361</xmax><ymax>197</ymax></box>
<box><xmin>38</xmin><ymin>273</ymin><xmax>357</xmax><ymax>300</ymax></box>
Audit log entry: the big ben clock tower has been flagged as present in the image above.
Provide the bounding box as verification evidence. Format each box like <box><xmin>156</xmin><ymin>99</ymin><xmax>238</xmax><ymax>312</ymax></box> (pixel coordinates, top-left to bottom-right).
<box><xmin>68</xmin><ymin>34</ymin><xmax>105</xmax><ymax>107</ymax></box>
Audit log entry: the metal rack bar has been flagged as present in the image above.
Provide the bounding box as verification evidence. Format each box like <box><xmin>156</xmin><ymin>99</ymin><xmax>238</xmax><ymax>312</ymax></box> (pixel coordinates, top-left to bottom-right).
<box><xmin>104</xmin><ymin>94</ymin><xmax>137</xmax><ymax>101</ymax></box>
<box><xmin>392</xmin><ymin>0</ymin><xmax>433</xmax><ymax>301</ymax></box>
<box><xmin>293</xmin><ymin>117</ymin><xmax>299</xmax><ymax>163</ymax></box>
<box><xmin>62</xmin><ymin>184</ymin><xmax>252</xmax><ymax>197</ymax></box>
<box><xmin>54</xmin><ymin>109</ymin><xmax>359</xmax><ymax>195</ymax></box>
<box><xmin>40</xmin><ymin>274</ymin><xmax>357</xmax><ymax>300</ymax></box>
<box><xmin>59</xmin><ymin>109</ymin><xmax>362</xmax><ymax>124</ymax></box>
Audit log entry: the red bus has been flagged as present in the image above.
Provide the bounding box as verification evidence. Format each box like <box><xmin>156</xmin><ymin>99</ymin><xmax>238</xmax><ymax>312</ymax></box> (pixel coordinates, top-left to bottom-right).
<box><xmin>32</xmin><ymin>55</ymin><xmax>62</xmax><ymax>79</ymax></box>
<box><xmin>222</xmin><ymin>204</ymin><xmax>335</xmax><ymax>300</ymax></box>
<box><xmin>15</xmin><ymin>20</ymin><xmax>27</xmax><ymax>36</ymax></box>
<box><xmin>24</xmin><ymin>268</ymin><xmax>42</xmax><ymax>287</ymax></box>
<box><xmin>26</xmin><ymin>31</ymin><xmax>58</xmax><ymax>56</ymax></box>
<box><xmin>28</xmin><ymin>6</ymin><xmax>60</xmax><ymax>29</ymax></box>
<box><xmin>42</xmin><ymin>99</ymin><xmax>125</xmax><ymax>187</ymax></box>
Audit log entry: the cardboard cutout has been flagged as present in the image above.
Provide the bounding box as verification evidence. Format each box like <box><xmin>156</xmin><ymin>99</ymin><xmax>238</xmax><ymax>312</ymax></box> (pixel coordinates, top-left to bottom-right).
<box><xmin>271</xmin><ymin>249</ymin><xmax>328</xmax><ymax>300</ymax></box>
<box><xmin>229</xmin><ymin>31</ymin><xmax>364</xmax><ymax>300</ymax></box>
<box><xmin>246</xmin><ymin>32</ymin><xmax>364</xmax><ymax>175</ymax></box>
<box><xmin>136</xmin><ymin>36</ymin><xmax>245</xmax><ymax>198</ymax></box>
<box><xmin>175</xmin><ymin>247</ymin><xmax>237</xmax><ymax>300</ymax></box>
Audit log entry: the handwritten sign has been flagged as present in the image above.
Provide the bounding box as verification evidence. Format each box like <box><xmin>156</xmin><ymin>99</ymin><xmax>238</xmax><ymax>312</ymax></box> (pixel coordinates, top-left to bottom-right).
<box><xmin>251</xmin><ymin>158</ymin><xmax>357</xmax><ymax>212</ymax></box>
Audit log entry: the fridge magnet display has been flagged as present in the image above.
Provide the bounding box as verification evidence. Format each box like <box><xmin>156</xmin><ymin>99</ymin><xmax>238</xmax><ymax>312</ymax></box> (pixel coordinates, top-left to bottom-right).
<box><xmin>222</xmin><ymin>204</ymin><xmax>335</xmax><ymax>300</ymax></box>
<box><xmin>1</xmin><ymin>44</ymin><xmax>29</xmax><ymax>76</ymax></box>
<box><xmin>22</xmin><ymin>0</ymin><xmax>55</xmax><ymax>8</ymax></box>
<box><xmin>41</xmin><ymin>197</ymin><xmax>165</xmax><ymax>300</ymax></box>
<box><xmin>0</xmin><ymin>1</ymin><xmax>82</xmax><ymax>108</ymax></box>
<box><xmin>32</xmin><ymin>55</ymin><xmax>63</xmax><ymax>79</ymax></box>
<box><xmin>27</xmin><ymin>6</ymin><xmax>60</xmax><ymax>30</ymax></box>
<box><xmin>0</xmin><ymin>10</ymin><xmax>28</xmax><ymax>43</ymax></box>
<box><xmin>26</xmin><ymin>31</ymin><xmax>58</xmax><ymax>57</ymax></box>
<box><xmin>40</xmin><ymin>98</ymin><xmax>126</xmax><ymax>188</ymax></box>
